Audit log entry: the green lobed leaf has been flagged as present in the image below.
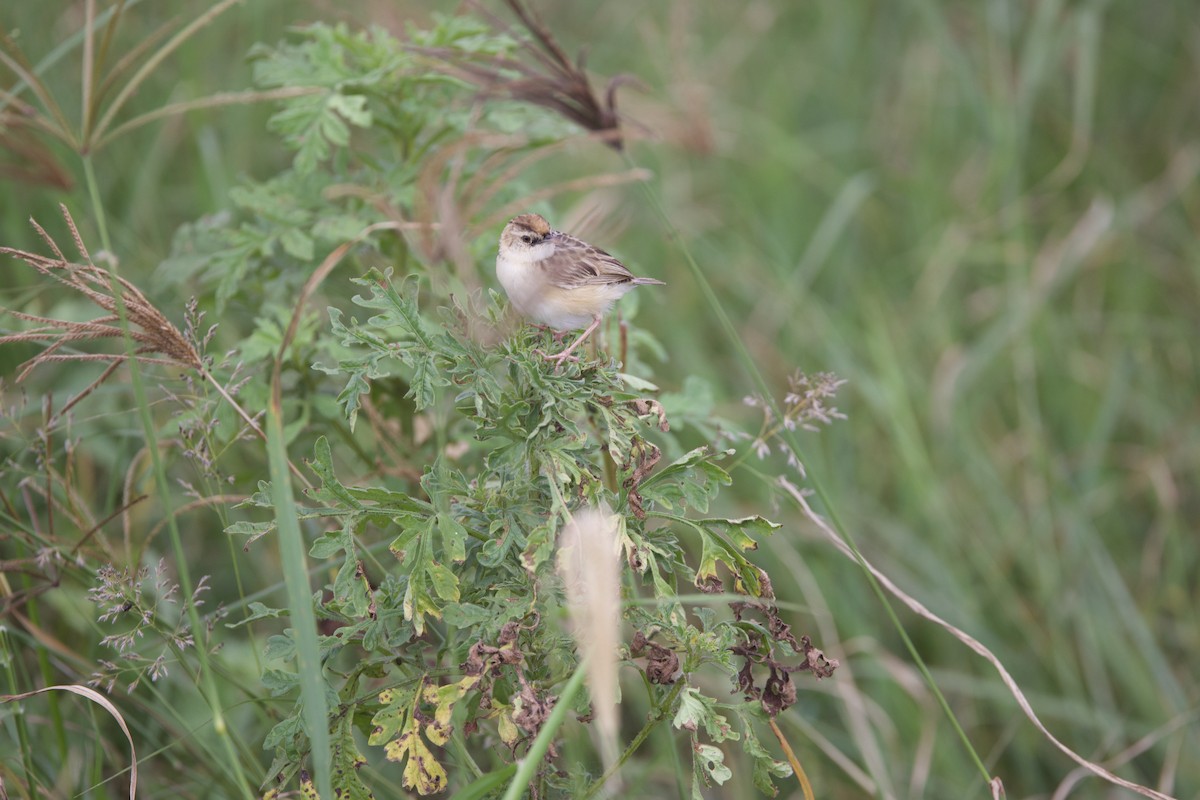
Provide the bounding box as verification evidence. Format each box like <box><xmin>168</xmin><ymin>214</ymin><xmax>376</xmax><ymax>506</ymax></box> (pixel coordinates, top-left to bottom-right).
<box><xmin>226</xmin><ymin>601</ymin><xmax>286</xmax><ymax>629</ymax></box>
<box><xmin>331</xmin><ymin>707</ymin><xmax>376</xmax><ymax>800</ymax></box>
<box><xmin>639</xmin><ymin>446</ymin><xmax>733</xmax><ymax>513</ymax></box>
<box><xmin>741</xmin><ymin>719</ymin><xmax>793</xmax><ymax>797</ymax></box>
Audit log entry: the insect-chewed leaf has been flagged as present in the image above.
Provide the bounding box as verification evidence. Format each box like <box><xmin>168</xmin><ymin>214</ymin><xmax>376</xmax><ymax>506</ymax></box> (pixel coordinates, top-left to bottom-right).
<box><xmin>694</xmin><ymin>744</ymin><xmax>733</xmax><ymax>787</ymax></box>
<box><xmin>673</xmin><ymin>687</ymin><xmax>740</xmax><ymax>744</ymax></box>
<box><xmin>496</xmin><ymin>708</ymin><xmax>520</xmax><ymax>746</ymax></box>
<box><xmin>309</xmin><ymin>526</ymin><xmax>352</xmax><ymax>559</ymax></box>
<box><xmin>424</xmin><ymin>561</ymin><xmax>461</xmax><ymax>602</ymax></box>
<box><xmin>225</xmin><ymin>519</ymin><xmax>275</xmax><ymax>549</ymax></box>
<box><xmin>389</xmin><ymin>516</ymin><xmax>459</xmax><ymax>632</ymax></box>
<box><xmin>520</xmin><ymin>521</ymin><xmax>557</xmax><ymax>578</ymax></box>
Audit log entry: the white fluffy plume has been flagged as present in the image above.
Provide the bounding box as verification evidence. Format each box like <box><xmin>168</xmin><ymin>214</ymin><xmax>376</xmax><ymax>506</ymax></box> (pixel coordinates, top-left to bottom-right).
<box><xmin>556</xmin><ymin>504</ymin><xmax>623</xmax><ymax>780</ymax></box>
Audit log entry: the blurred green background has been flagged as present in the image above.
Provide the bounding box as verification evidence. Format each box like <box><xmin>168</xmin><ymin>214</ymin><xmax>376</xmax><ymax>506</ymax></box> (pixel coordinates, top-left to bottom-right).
<box><xmin>2</xmin><ymin>1</ymin><xmax>1197</xmax><ymax>798</ymax></box>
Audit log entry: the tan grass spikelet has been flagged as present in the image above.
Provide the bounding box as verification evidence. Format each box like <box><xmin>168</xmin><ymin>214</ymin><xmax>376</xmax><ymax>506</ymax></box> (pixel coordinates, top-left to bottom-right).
<box><xmin>0</xmin><ymin>205</ymin><xmax>202</xmax><ymax>387</ymax></box>
<box><xmin>556</xmin><ymin>503</ymin><xmax>623</xmax><ymax>783</ymax></box>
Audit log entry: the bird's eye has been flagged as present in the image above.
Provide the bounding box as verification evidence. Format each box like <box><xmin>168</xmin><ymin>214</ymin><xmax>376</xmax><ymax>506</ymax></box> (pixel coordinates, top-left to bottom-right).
<box><xmin>520</xmin><ymin>235</ymin><xmax>534</xmax><ymax>244</ymax></box>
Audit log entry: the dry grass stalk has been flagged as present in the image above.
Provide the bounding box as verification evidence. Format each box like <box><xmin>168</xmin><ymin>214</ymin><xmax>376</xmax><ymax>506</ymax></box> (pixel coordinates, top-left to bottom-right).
<box><xmin>0</xmin><ymin>206</ymin><xmax>278</xmax><ymax>462</ymax></box>
<box><xmin>556</xmin><ymin>504</ymin><xmax>623</xmax><ymax>784</ymax></box>
<box><xmin>0</xmin><ymin>205</ymin><xmax>202</xmax><ymax>387</ymax></box>
<box><xmin>778</xmin><ymin>476</ymin><xmax>1175</xmax><ymax>800</ymax></box>
<box><xmin>412</xmin><ymin>0</ymin><xmax>637</xmax><ymax>151</ymax></box>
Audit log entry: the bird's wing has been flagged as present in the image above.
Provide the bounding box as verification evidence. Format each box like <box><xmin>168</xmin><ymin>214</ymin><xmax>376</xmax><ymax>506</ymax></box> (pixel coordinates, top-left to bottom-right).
<box><xmin>541</xmin><ymin>234</ymin><xmax>637</xmax><ymax>289</ymax></box>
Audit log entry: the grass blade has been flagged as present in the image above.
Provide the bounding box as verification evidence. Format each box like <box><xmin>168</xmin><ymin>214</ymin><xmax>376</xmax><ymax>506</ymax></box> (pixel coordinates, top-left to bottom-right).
<box><xmin>268</xmin><ymin>351</ymin><xmax>333</xmax><ymax>799</ymax></box>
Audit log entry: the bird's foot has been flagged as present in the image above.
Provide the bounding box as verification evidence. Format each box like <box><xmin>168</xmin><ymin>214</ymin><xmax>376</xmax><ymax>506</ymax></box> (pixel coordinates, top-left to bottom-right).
<box><xmin>534</xmin><ymin>348</ymin><xmax>581</xmax><ymax>368</ymax></box>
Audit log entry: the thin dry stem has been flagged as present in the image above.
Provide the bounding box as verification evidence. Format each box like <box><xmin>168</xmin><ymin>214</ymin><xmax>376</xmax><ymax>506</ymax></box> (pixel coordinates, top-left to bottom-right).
<box><xmin>779</xmin><ymin>477</ymin><xmax>1177</xmax><ymax>800</ymax></box>
<box><xmin>768</xmin><ymin>717</ymin><xmax>814</xmax><ymax>800</ymax></box>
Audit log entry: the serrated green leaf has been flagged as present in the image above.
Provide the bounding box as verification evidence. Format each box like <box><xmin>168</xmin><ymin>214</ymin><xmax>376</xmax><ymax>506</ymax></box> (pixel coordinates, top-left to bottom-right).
<box><xmin>441</xmin><ymin>602</ymin><xmax>492</xmax><ymax>627</ymax></box>
<box><xmin>264</xmin><ymin>633</ymin><xmax>297</xmax><ymax>662</ymax></box>
<box><xmin>388</xmin><ymin>517</ymin><xmax>455</xmax><ymax>634</ymax></box>
<box><xmin>617</xmin><ymin>373</ymin><xmax>660</xmax><ymax>392</ymax></box>
<box><xmin>263</xmin><ymin>713</ymin><xmax>304</xmax><ymax>752</ymax></box>
<box><xmin>388</xmin><ymin>525</ymin><xmax>421</xmax><ymax>563</ymax></box>
<box><xmin>640</xmin><ymin>446</ymin><xmax>733</xmax><ymax>513</ymax></box>
<box><xmin>673</xmin><ymin>688</ymin><xmax>740</xmax><ymax>743</ymax></box>
<box><xmin>594</xmin><ymin>402</ymin><xmax>633</xmax><ymax>464</ymax></box>
<box><xmin>225</xmin><ymin>519</ymin><xmax>275</xmax><ymax>548</ymax></box>
<box><xmin>263</xmin><ymin>668</ymin><xmax>301</xmax><ymax>696</ymax></box>
<box><xmin>741</xmin><ymin>720</ymin><xmax>793</xmax><ymax>797</ymax></box>
<box><xmin>711</xmin><ymin>515</ymin><xmax>781</xmax><ymax>545</ymax></box>
<box><xmin>689</xmin><ymin>516</ymin><xmax>778</xmax><ymax>596</ymax></box>
<box><xmin>345</xmin><ymin>485</ymin><xmax>433</xmax><ymax>513</ymax></box>
<box><xmin>310</xmin><ymin>436</ymin><xmax>363</xmax><ymax>510</ymax></box>
<box><xmin>309</xmin><ymin>528</ymin><xmax>351</xmax><ymax>559</ymax></box>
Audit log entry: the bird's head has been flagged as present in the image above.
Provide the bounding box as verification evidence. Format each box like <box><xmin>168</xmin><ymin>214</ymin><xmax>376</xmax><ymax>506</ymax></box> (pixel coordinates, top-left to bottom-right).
<box><xmin>499</xmin><ymin>214</ymin><xmax>554</xmax><ymax>262</ymax></box>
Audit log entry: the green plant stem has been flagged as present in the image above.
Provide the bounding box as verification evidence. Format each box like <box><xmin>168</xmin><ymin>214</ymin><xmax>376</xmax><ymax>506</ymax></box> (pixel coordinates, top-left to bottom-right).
<box><xmin>450</xmin><ymin>727</ymin><xmax>484</xmax><ymax>779</ymax></box>
<box><xmin>625</xmin><ymin>157</ymin><xmax>996</xmax><ymax>787</ymax></box>
<box><xmin>81</xmin><ymin>155</ymin><xmax>257</xmax><ymax>799</ymax></box>
<box><xmin>501</xmin><ymin>661</ymin><xmax>589</xmax><ymax>800</ymax></box>
<box><xmin>581</xmin><ymin>680</ymin><xmax>685</xmax><ymax>800</ymax></box>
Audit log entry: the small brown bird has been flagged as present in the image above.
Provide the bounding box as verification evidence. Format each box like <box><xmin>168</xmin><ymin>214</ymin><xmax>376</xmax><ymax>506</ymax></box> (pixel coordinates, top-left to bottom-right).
<box><xmin>496</xmin><ymin>213</ymin><xmax>665</xmax><ymax>365</ymax></box>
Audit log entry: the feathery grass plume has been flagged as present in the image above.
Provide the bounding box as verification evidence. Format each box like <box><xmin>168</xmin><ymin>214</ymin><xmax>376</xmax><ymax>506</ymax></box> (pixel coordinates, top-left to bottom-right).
<box><xmin>0</xmin><ymin>206</ymin><xmax>202</xmax><ymax>387</ymax></box>
<box><xmin>556</xmin><ymin>503</ymin><xmax>623</xmax><ymax>782</ymax></box>
<box><xmin>411</xmin><ymin>0</ymin><xmax>636</xmax><ymax>150</ymax></box>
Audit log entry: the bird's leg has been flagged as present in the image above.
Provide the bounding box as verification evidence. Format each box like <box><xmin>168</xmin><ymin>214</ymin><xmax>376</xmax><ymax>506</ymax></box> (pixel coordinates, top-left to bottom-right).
<box><xmin>540</xmin><ymin>316</ymin><xmax>601</xmax><ymax>367</ymax></box>
<box><xmin>528</xmin><ymin>322</ymin><xmax>569</xmax><ymax>342</ymax></box>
